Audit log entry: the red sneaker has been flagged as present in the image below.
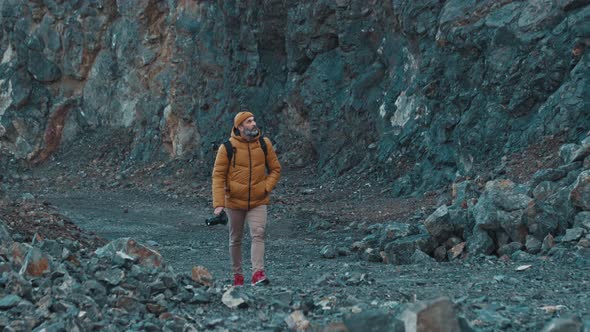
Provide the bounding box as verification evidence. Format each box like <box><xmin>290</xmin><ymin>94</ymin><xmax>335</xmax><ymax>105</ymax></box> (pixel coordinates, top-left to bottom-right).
<box><xmin>251</xmin><ymin>270</ymin><xmax>269</xmax><ymax>286</ymax></box>
<box><xmin>233</xmin><ymin>274</ymin><xmax>244</xmax><ymax>286</ymax></box>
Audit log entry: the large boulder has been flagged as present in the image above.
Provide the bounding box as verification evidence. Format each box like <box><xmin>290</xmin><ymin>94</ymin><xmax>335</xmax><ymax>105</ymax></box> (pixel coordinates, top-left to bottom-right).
<box><xmin>383</xmin><ymin>234</ymin><xmax>435</xmax><ymax>265</ymax></box>
<box><xmin>559</xmin><ymin>137</ymin><xmax>590</xmax><ymax>164</ymax></box>
<box><xmin>424</xmin><ymin>205</ymin><xmax>454</xmax><ymax>241</ymax></box>
<box><xmin>9</xmin><ymin>243</ymin><xmax>51</xmax><ymax>277</ymax></box>
<box><xmin>472</xmin><ymin>180</ymin><xmax>532</xmax><ymax>244</ymax></box>
<box><xmin>570</xmin><ymin>170</ymin><xmax>590</xmax><ymax>211</ymax></box>
<box><xmin>401</xmin><ymin>297</ymin><xmax>463</xmax><ymax>332</ymax></box>
<box><xmin>467</xmin><ymin>228</ymin><xmax>495</xmax><ymax>256</ymax></box>
<box><xmin>574</xmin><ymin>212</ymin><xmax>590</xmax><ymax>230</ymax></box>
<box><xmin>378</xmin><ymin>222</ymin><xmax>420</xmax><ymax>248</ymax></box>
<box><xmin>524</xmin><ymin>200</ymin><xmax>562</xmax><ymax>241</ymax></box>
<box><xmin>424</xmin><ymin>205</ymin><xmax>473</xmax><ymax>243</ymax></box>
<box><xmin>450</xmin><ymin>180</ymin><xmax>479</xmax><ymax>209</ymax></box>
<box><xmin>344</xmin><ymin>309</ymin><xmax>405</xmax><ymax>332</ymax></box>
<box><xmin>540</xmin><ymin>317</ymin><xmax>582</xmax><ymax>332</ymax></box>
<box><xmin>95</xmin><ymin>238</ymin><xmax>163</xmax><ymax>268</ymax></box>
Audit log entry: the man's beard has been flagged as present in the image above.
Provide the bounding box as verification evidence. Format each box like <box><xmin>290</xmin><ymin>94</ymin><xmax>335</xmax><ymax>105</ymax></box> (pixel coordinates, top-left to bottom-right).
<box><xmin>244</xmin><ymin>127</ymin><xmax>259</xmax><ymax>137</ymax></box>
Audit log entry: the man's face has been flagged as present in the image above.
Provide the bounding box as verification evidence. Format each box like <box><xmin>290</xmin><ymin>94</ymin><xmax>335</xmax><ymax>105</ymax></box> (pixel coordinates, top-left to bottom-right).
<box><xmin>238</xmin><ymin>116</ymin><xmax>259</xmax><ymax>138</ymax></box>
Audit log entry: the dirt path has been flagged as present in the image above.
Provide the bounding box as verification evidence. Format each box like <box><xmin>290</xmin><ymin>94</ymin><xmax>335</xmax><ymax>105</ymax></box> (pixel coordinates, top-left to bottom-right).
<box><xmin>42</xmin><ymin>189</ymin><xmax>332</xmax><ymax>288</ymax></box>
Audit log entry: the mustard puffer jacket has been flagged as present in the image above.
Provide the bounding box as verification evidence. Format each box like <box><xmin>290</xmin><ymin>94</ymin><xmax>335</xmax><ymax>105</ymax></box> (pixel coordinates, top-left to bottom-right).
<box><xmin>212</xmin><ymin>131</ymin><xmax>281</xmax><ymax>210</ymax></box>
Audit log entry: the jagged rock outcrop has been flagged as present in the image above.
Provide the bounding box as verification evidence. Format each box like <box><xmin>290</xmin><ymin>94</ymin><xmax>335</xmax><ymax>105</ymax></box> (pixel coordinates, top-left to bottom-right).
<box><xmin>1</xmin><ymin>1</ymin><xmax>589</xmax><ymax>193</ymax></box>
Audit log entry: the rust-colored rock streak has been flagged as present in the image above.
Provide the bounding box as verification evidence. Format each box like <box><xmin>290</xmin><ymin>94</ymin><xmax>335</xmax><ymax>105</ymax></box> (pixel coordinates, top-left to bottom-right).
<box><xmin>30</xmin><ymin>101</ymin><xmax>74</xmax><ymax>165</ymax></box>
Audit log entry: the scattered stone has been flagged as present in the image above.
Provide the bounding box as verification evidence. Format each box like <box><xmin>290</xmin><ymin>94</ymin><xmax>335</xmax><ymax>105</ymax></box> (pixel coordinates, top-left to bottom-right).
<box><xmin>467</xmin><ymin>228</ymin><xmax>495</xmax><ymax>255</ymax></box>
<box><xmin>301</xmin><ymin>188</ymin><xmax>315</xmax><ymax>195</ymax></box>
<box><xmin>221</xmin><ymin>287</ymin><xmax>248</xmax><ymax>309</ymax></box>
<box><xmin>3</xmin><ymin>273</ymin><xmax>32</xmax><ymax>302</ymax></box>
<box><xmin>444</xmin><ymin>236</ymin><xmax>463</xmax><ymax>249</ymax></box>
<box><xmin>344</xmin><ymin>309</ymin><xmax>405</xmax><ymax>332</ymax></box>
<box><xmin>20</xmin><ymin>245</ymin><xmax>51</xmax><ymax>277</ymax></box>
<box><xmin>411</xmin><ymin>249</ymin><xmax>436</xmax><ymax>264</ymax></box>
<box><xmin>0</xmin><ymin>219</ymin><xmax>13</xmax><ymax>247</ymax></box>
<box><xmin>434</xmin><ymin>246</ymin><xmax>447</xmax><ymax>262</ymax></box>
<box><xmin>539</xmin><ymin>305</ymin><xmax>568</xmax><ymax>314</ymax></box>
<box><xmin>560</xmin><ymin>228</ymin><xmax>584</xmax><ymax>242</ymax></box>
<box><xmin>558</xmin><ymin>161</ymin><xmax>583</xmax><ymax>175</ymax></box>
<box><xmin>190</xmin><ymin>289</ymin><xmax>211</xmax><ymax>304</ymax></box>
<box><xmin>315</xmin><ymin>220</ymin><xmax>333</xmax><ymax>230</ymax></box>
<box><xmin>448</xmin><ymin>242</ymin><xmax>466</xmax><ymax>260</ymax></box>
<box><xmin>570</xmin><ymin>170</ymin><xmax>590</xmax><ymax>210</ymax></box>
<box><xmin>560</xmin><ymin>138</ymin><xmax>590</xmax><ymax>164</ymax></box>
<box><xmin>497</xmin><ymin>242</ymin><xmax>524</xmax><ymax>257</ymax></box>
<box><xmin>525</xmin><ymin>200</ymin><xmax>563</xmax><ymax>241</ymax></box>
<box><xmin>363</xmin><ymin>248</ymin><xmax>383</xmax><ymax>263</ymax></box>
<box><xmin>515</xmin><ymin>264</ymin><xmax>532</xmax><ymax>272</ymax></box>
<box><xmin>383</xmin><ymin>234</ymin><xmax>433</xmax><ymax>265</ymax></box>
<box><xmin>95</xmin><ymin>238</ymin><xmax>163</xmax><ymax>268</ymax></box>
<box><xmin>401</xmin><ymin>297</ymin><xmax>461</xmax><ymax>332</ymax></box>
<box><xmin>424</xmin><ymin>205</ymin><xmax>454</xmax><ymax>241</ymax></box>
<box><xmin>525</xmin><ymin>235</ymin><xmax>542</xmax><ymax>254</ymax></box>
<box><xmin>542</xmin><ymin>234</ymin><xmax>556</xmax><ymax>252</ymax></box>
<box><xmin>314</xmin><ymin>272</ymin><xmax>333</xmax><ymax>286</ymax></box>
<box><xmin>321</xmin><ymin>245</ymin><xmax>337</xmax><ymax>259</ymax></box>
<box><xmin>205</xmin><ymin>318</ymin><xmax>224</xmax><ymax>328</ymax></box>
<box><xmin>27</xmin><ymin>52</ymin><xmax>62</xmax><ymax>82</ymax></box>
<box><xmin>531</xmin><ymin>168</ymin><xmax>567</xmax><ymax>187</ymax></box>
<box><xmin>191</xmin><ymin>266</ymin><xmax>213</xmax><ymax>287</ymax></box>
<box><xmin>351</xmin><ymin>241</ymin><xmax>367</xmax><ymax>252</ymax></box>
<box><xmin>560</xmin><ymin>144</ymin><xmax>581</xmax><ymax>164</ymax></box>
<box><xmin>511</xmin><ymin>250</ymin><xmax>537</xmax><ymax>262</ymax></box>
<box><xmin>337</xmin><ymin>247</ymin><xmax>351</xmax><ymax>256</ymax></box>
<box><xmin>21</xmin><ymin>193</ymin><xmax>35</xmax><ymax>201</ymax></box>
<box><xmin>541</xmin><ymin>317</ymin><xmax>582</xmax><ymax>332</ymax></box>
<box><xmin>113</xmin><ymin>250</ymin><xmax>137</xmax><ymax>267</ymax></box>
<box><xmin>451</xmin><ymin>180</ymin><xmax>479</xmax><ymax>209</ymax></box>
<box><xmin>475</xmin><ymin>308</ymin><xmax>511</xmax><ymax>329</ymax></box>
<box><xmin>533</xmin><ymin>181</ymin><xmax>560</xmax><ymax>200</ymax></box>
<box><xmin>95</xmin><ymin>268</ymin><xmax>125</xmax><ymax>286</ymax></box>
<box><xmin>285</xmin><ymin>310</ymin><xmax>310</xmax><ymax>331</ymax></box>
<box><xmin>473</xmin><ymin>180</ymin><xmax>531</xmax><ymax>245</ymax></box>
<box><xmin>0</xmin><ymin>294</ymin><xmax>22</xmax><ymax>310</ymax></box>
<box><xmin>578</xmin><ymin>238</ymin><xmax>590</xmax><ymax>248</ymax></box>
<box><xmin>146</xmin><ymin>240</ymin><xmax>160</xmax><ymax>247</ymax></box>
<box><xmin>574</xmin><ymin>212</ymin><xmax>590</xmax><ymax>230</ymax></box>
<box><xmin>496</xmin><ymin>231</ymin><xmax>510</xmax><ymax>248</ymax></box>
<box><xmin>380</xmin><ymin>222</ymin><xmax>420</xmax><ymax>244</ymax></box>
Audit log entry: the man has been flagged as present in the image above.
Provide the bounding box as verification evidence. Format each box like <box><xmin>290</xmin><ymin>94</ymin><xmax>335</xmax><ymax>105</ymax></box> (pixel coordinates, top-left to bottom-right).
<box><xmin>212</xmin><ymin>111</ymin><xmax>281</xmax><ymax>286</ymax></box>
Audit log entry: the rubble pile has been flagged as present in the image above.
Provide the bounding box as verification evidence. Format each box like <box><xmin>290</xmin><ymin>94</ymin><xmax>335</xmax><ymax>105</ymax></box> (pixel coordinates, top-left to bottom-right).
<box><xmin>0</xmin><ymin>227</ymin><xmax>217</xmax><ymax>331</ymax></box>
<box><xmin>353</xmin><ymin>137</ymin><xmax>590</xmax><ymax>266</ymax></box>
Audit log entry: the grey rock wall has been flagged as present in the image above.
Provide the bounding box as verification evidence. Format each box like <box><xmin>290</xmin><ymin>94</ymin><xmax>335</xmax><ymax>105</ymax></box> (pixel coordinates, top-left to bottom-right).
<box><xmin>0</xmin><ymin>0</ymin><xmax>588</xmax><ymax>193</ymax></box>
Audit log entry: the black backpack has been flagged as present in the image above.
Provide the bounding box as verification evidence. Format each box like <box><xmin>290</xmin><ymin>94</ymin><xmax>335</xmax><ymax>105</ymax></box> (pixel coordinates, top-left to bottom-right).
<box><xmin>223</xmin><ymin>136</ymin><xmax>268</xmax><ymax>170</ymax></box>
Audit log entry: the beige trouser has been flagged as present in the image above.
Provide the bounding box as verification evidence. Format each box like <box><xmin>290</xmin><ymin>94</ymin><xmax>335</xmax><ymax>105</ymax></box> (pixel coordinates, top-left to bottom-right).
<box><xmin>226</xmin><ymin>205</ymin><xmax>267</xmax><ymax>275</ymax></box>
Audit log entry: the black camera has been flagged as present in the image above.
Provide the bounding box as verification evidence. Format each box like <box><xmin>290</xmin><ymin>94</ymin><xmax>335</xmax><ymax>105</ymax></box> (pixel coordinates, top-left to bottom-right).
<box><xmin>206</xmin><ymin>210</ymin><xmax>228</xmax><ymax>226</ymax></box>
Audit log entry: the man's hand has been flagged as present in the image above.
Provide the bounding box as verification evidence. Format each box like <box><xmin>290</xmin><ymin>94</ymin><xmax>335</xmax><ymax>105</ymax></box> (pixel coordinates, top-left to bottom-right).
<box><xmin>214</xmin><ymin>206</ymin><xmax>224</xmax><ymax>216</ymax></box>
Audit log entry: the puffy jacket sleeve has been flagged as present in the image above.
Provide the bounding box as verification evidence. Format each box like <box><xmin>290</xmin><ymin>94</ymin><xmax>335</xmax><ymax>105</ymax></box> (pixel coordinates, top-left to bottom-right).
<box><xmin>264</xmin><ymin>137</ymin><xmax>281</xmax><ymax>193</ymax></box>
<box><xmin>212</xmin><ymin>144</ymin><xmax>229</xmax><ymax>208</ymax></box>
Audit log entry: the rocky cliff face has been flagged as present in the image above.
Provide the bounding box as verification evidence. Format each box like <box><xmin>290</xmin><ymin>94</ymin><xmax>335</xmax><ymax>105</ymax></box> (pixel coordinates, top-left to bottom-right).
<box><xmin>1</xmin><ymin>0</ymin><xmax>588</xmax><ymax>194</ymax></box>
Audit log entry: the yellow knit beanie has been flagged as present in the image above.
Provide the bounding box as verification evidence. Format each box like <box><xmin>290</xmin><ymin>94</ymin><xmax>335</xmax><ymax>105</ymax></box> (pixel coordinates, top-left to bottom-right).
<box><xmin>233</xmin><ymin>111</ymin><xmax>254</xmax><ymax>128</ymax></box>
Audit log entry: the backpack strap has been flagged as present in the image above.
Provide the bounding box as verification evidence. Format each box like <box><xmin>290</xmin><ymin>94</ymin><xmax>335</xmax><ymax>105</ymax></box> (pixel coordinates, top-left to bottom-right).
<box><xmin>259</xmin><ymin>136</ymin><xmax>268</xmax><ymax>157</ymax></box>
<box><xmin>259</xmin><ymin>136</ymin><xmax>270</xmax><ymax>173</ymax></box>
<box><xmin>223</xmin><ymin>141</ymin><xmax>234</xmax><ymax>168</ymax></box>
